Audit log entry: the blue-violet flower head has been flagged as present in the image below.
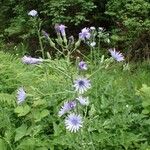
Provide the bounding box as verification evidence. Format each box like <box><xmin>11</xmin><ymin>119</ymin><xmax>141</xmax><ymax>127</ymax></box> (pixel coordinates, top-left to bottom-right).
<box><xmin>22</xmin><ymin>56</ymin><xmax>43</xmax><ymax>64</ymax></box>
<box><xmin>76</xmin><ymin>96</ymin><xmax>89</xmax><ymax>106</ymax></box>
<box><xmin>78</xmin><ymin>61</ymin><xmax>88</xmax><ymax>70</ymax></box>
<box><xmin>109</xmin><ymin>48</ymin><xmax>124</xmax><ymax>62</ymax></box>
<box><xmin>58</xmin><ymin>24</ymin><xmax>67</xmax><ymax>37</ymax></box>
<box><xmin>79</xmin><ymin>28</ymin><xmax>91</xmax><ymax>40</ymax></box>
<box><xmin>65</xmin><ymin>113</ymin><xmax>83</xmax><ymax>133</ymax></box>
<box><xmin>58</xmin><ymin>101</ymin><xmax>76</xmax><ymax>117</ymax></box>
<box><xmin>73</xmin><ymin>77</ymin><xmax>91</xmax><ymax>94</ymax></box>
<box><xmin>17</xmin><ymin>87</ymin><xmax>26</xmax><ymax>104</ymax></box>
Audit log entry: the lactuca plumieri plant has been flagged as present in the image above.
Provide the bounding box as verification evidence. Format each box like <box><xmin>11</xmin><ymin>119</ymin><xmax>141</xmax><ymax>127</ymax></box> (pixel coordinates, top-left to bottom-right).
<box><xmin>58</xmin><ymin>59</ymin><xmax>91</xmax><ymax>133</ymax></box>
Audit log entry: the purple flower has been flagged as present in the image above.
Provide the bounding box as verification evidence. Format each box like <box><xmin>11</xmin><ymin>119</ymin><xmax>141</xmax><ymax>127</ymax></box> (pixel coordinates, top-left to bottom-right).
<box><xmin>28</xmin><ymin>10</ymin><xmax>38</xmax><ymax>16</ymax></box>
<box><xmin>21</xmin><ymin>56</ymin><xmax>43</xmax><ymax>64</ymax></box>
<box><xmin>73</xmin><ymin>77</ymin><xmax>91</xmax><ymax>94</ymax></box>
<box><xmin>78</xmin><ymin>61</ymin><xmax>88</xmax><ymax>70</ymax></box>
<box><xmin>109</xmin><ymin>48</ymin><xmax>124</xmax><ymax>62</ymax></box>
<box><xmin>54</xmin><ymin>24</ymin><xmax>60</xmax><ymax>33</ymax></box>
<box><xmin>58</xmin><ymin>24</ymin><xmax>67</xmax><ymax>37</ymax></box>
<box><xmin>65</xmin><ymin>113</ymin><xmax>83</xmax><ymax>132</ymax></box>
<box><xmin>17</xmin><ymin>87</ymin><xmax>26</xmax><ymax>104</ymax></box>
<box><xmin>79</xmin><ymin>28</ymin><xmax>91</xmax><ymax>40</ymax></box>
<box><xmin>76</xmin><ymin>96</ymin><xmax>89</xmax><ymax>106</ymax></box>
<box><xmin>58</xmin><ymin>101</ymin><xmax>76</xmax><ymax>117</ymax></box>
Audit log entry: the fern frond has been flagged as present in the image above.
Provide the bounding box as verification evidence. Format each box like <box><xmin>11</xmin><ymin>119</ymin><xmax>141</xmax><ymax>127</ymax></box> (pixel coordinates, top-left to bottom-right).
<box><xmin>0</xmin><ymin>93</ymin><xmax>16</xmax><ymax>106</ymax></box>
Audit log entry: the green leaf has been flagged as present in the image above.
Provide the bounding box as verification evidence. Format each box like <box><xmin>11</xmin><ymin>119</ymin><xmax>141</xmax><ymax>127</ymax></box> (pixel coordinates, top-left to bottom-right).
<box><xmin>33</xmin><ymin>109</ymin><xmax>49</xmax><ymax>122</ymax></box>
<box><xmin>33</xmin><ymin>99</ymin><xmax>47</xmax><ymax>107</ymax></box>
<box><xmin>40</xmin><ymin>109</ymin><xmax>49</xmax><ymax>118</ymax></box>
<box><xmin>138</xmin><ymin>84</ymin><xmax>150</xmax><ymax>99</ymax></box>
<box><xmin>15</xmin><ymin>124</ymin><xmax>28</xmax><ymax>142</ymax></box>
<box><xmin>0</xmin><ymin>139</ymin><xmax>8</xmax><ymax>150</ymax></box>
<box><xmin>36</xmin><ymin>147</ymin><xmax>48</xmax><ymax>150</ymax></box>
<box><xmin>142</xmin><ymin>101</ymin><xmax>150</xmax><ymax>107</ymax></box>
<box><xmin>142</xmin><ymin>109</ymin><xmax>150</xmax><ymax>115</ymax></box>
<box><xmin>14</xmin><ymin>105</ymin><xmax>31</xmax><ymax>117</ymax></box>
<box><xmin>89</xmin><ymin>104</ymin><xmax>96</xmax><ymax>116</ymax></box>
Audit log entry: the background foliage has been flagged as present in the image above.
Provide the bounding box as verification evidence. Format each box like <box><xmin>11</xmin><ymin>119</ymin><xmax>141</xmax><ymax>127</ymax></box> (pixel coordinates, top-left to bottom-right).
<box><xmin>106</xmin><ymin>0</ymin><xmax>150</xmax><ymax>60</ymax></box>
<box><xmin>0</xmin><ymin>0</ymin><xmax>149</xmax><ymax>60</ymax></box>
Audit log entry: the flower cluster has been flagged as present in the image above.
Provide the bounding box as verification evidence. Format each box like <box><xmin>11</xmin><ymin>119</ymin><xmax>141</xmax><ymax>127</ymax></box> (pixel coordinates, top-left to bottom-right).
<box><xmin>58</xmin><ymin>60</ymin><xmax>91</xmax><ymax>133</ymax></box>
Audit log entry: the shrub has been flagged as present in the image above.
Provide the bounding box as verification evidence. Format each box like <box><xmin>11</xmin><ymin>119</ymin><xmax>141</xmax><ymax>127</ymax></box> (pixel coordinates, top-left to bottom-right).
<box><xmin>105</xmin><ymin>0</ymin><xmax>150</xmax><ymax>60</ymax></box>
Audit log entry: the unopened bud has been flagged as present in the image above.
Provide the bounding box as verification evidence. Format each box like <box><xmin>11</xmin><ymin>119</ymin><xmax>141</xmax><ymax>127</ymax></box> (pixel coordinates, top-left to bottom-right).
<box><xmin>75</xmin><ymin>39</ymin><xmax>81</xmax><ymax>49</ymax></box>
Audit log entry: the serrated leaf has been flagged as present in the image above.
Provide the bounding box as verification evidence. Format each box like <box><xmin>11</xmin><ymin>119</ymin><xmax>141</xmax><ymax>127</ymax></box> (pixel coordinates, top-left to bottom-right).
<box><xmin>53</xmin><ymin>122</ymin><xmax>63</xmax><ymax>136</ymax></box>
<box><xmin>15</xmin><ymin>124</ymin><xmax>28</xmax><ymax>142</ymax></box>
<box><xmin>89</xmin><ymin>104</ymin><xmax>96</xmax><ymax>116</ymax></box>
<box><xmin>14</xmin><ymin>105</ymin><xmax>31</xmax><ymax>117</ymax></box>
<box><xmin>40</xmin><ymin>109</ymin><xmax>49</xmax><ymax>118</ymax></box>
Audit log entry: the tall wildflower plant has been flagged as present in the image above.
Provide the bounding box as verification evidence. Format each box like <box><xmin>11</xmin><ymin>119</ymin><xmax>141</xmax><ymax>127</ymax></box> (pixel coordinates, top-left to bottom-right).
<box><xmin>58</xmin><ymin>59</ymin><xmax>91</xmax><ymax>133</ymax></box>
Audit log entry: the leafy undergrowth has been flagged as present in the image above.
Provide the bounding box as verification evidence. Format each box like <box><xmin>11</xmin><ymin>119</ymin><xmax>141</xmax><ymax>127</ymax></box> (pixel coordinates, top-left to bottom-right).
<box><xmin>0</xmin><ymin>51</ymin><xmax>150</xmax><ymax>150</ymax></box>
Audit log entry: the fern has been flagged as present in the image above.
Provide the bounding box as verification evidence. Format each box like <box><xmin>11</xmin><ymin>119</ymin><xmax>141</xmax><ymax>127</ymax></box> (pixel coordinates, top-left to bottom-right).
<box><xmin>0</xmin><ymin>93</ymin><xmax>16</xmax><ymax>106</ymax></box>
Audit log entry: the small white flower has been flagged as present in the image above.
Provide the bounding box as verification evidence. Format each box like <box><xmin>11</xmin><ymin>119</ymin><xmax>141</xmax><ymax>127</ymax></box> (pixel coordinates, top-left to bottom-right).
<box><xmin>90</xmin><ymin>26</ymin><xmax>95</xmax><ymax>30</ymax></box>
<box><xmin>98</xmin><ymin>27</ymin><xmax>104</xmax><ymax>31</ymax></box>
<box><xmin>73</xmin><ymin>77</ymin><xmax>91</xmax><ymax>94</ymax></box>
<box><xmin>109</xmin><ymin>48</ymin><xmax>124</xmax><ymax>62</ymax></box>
<box><xmin>76</xmin><ymin>96</ymin><xmax>89</xmax><ymax>106</ymax></box>
<box><xmin>126</xmin><ymin>105</ymin><xmax>129</xmax><ymax>108</ymax></box>
<box><xmin>28</xmin><ymin>10</ymin><xmax>38</xmax><ymax>16</ymax></box>
<box><xmin>65</xmin><ymin>113</ymin><xmax>83</xmax><ymax>133</ymax></box>
<box><xmin>90</xmin><ymin>42</ymin><xmax>96</xmax><ymax>47</ymax></box>
<box><xmin>17</xmin><ymin>87</ymin><xmax>26</xmax><ymax>104</ymax></box>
